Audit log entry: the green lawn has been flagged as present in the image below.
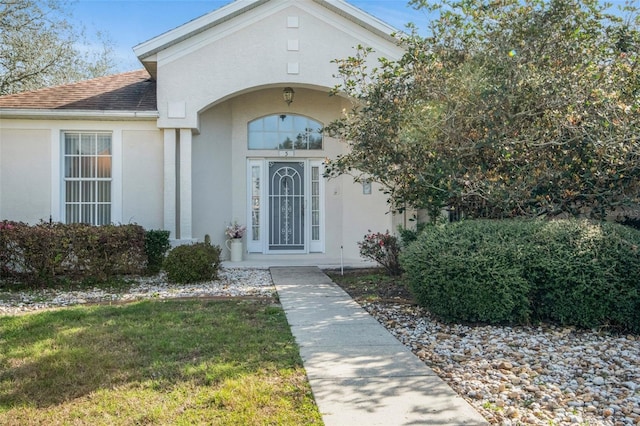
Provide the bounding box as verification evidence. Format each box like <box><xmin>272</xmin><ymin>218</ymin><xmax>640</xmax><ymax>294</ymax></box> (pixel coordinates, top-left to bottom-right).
<box><xmin>0</xmin><ymin>300</ymin><xmax>322</xmax><ymax>425</ymax></box>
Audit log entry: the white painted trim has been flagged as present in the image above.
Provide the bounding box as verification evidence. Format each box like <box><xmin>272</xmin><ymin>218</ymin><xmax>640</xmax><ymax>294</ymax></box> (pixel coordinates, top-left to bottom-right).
<box><xmin>155</xmin><ymin>1</ymin><xmax>287</xmax><ymax>67</ymax></box>
<box><xmin>163</xmin><ymin>129</ymin><xmax>177</xmax><ymax>238</ymax></box>
<box><xmin>315</xmin><ymin>0</ymin><xmax>400</xmax><ymax>39</ymax></box>
<box><xmin>135</xmin><ymin>0</ymin><xmax>400</xmax><ymax>67</ymax></box>
<box><xmin>294</xmin><ymin>1</ymin><xmax>401</xmax><ymax>58</ymax></box>
<box><xmin>56</xmin><ymin>130</ymin><xmax>119</xmax><ymax>225</ymax></box>
<box><xmin>246</xmin><ymin>158</ymin><xmax>326</xmax><ymax>254</ymax></box>
<box><xmin>179</xmin><ymin>128</ymin><xmax>193</xmax><ymax>240</ymax></box>
<box><xmin>134</xmin><ymin>0</ymin><xmax>268</xmax><ymax>59</ymax></box>
<box><xmin>51</xmin><ymin>130</ymin><xmax>61</xmax><ymax>222</ymax></box>
<box><xmin>246</xmin><ymin>159</ymin><xmax>264</xmax><ymax>253</ymax></box>
<box><xmin>0</xmin><ymin>109</ymin><xmax>158</xmax><ymax>120</ymax></box>
<box><xmin>309</xmin><ymin>160</ymin><xmax>325</xmax><ymax>253</ymax></box>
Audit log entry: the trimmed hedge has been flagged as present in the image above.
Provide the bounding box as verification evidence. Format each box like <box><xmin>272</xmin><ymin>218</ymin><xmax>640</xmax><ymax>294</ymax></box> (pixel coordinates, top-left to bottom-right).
<box><xmin>163</xmin><ymin>242</ymin><xmax>222</xmax><ymax>284</ymax></box>
<box><xmin>0</xmin><ymin>221</ymin><xmax>146</xmax><ymax>286</ymax></box>
<box><xmin>401</xmin><ymin>219</ymin><xmax>640</xmax><ymax>332</ymax></box>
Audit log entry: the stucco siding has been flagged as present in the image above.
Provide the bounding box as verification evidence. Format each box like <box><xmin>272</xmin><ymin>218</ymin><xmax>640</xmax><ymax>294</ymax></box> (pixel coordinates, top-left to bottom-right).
<box><xmin>155</xmin><ymin>1</ymin><xmax>403</xmax><ymax>129</ymax></box>
<box><xmin>122</xmin><ymin>130</ymin><xmax>164</xmax><ymax>229</ymax></box>
<box><xmin>341</xmin><ymin>178</ymin><xmax>393</xmax><ymax>259</ymax></box>
<box><xmin>188</xmin><ymin>86</ymin><xmax>394</xmax><ymax>259</ymax></box>
<box><xmin>0</xmin><ymin>128</ymin><xmax>51</xmax><ymax>223</ymax></box>
<box><xmin>192</xmin><ymin>102</ymin><xmax>234</xmax><ymax>246</ymax></box>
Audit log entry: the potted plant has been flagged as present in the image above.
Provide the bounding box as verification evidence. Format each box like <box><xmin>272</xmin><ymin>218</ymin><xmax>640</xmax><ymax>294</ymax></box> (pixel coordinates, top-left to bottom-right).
<box><xmin>225</xmin><ymin>222</ymin><xmax>246</xmax><ymax>262</ymax></box>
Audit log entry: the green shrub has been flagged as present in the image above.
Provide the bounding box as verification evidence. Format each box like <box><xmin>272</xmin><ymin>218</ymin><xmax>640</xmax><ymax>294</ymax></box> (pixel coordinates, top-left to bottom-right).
<box><xmin>401</xmin><ymin>219</ymin><xmax>640</xmax><ymax>332</ymax></box>
<box><xmin>70</xmin><ymin>224</ymin><xmax>146</xmax><ymax>281</ymax></box>
<box><xmin>144</xmin><ymin>230</ymin><xmax>171</xmax><ymax>274</ymax></box>
<box><xmin>358</xmin><ymin>230</ymin><xmax>402</xmax><ymax>276</ymax></box>
<box><xmin>526</xmin><ymin>220</ymin><xmax>640</xmax><ymax>331</ymax></box>
<box><xmin>0</xmin><ymin>222</ymin><xmax>146</xmax><ymax>287</ymax></box>
<box><xmin>401</xmin><ymin>220</ymin><xmax>536</xmax><ymax>324</ymax></box>
<box><xmin>163</xmin><ymin>242</ymin><xmax>222</xmax><ymax>284</ymax></box>
<box><xmin>0</xmin><ymin>221</ymin><xmax>73</xmax><ymax>286</ymax></box>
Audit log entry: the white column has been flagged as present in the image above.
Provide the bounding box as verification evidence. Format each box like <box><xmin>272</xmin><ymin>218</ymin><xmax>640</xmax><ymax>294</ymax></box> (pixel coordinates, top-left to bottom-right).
<box><xmin>179</xmin><ymin>128</ymin><xmax>193</xmax><ymax>241</ymax></box>
<box><xmin>163</xmin><ymin>129</ymin><xmax>177</xmax><ymax>239</ymax></box>
<box><xmin>111</xmin><ymin>129</ymin><xmax>123</xmax><ymax>224</ymax></box>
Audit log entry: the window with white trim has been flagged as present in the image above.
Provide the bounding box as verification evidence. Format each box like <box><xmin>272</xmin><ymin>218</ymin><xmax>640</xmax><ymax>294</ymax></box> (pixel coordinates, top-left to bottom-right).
<box><xmin>63</xmin><ymin>132</ymin><xmax>112</xmax><ymax>225</ymax></box>
<box><xmin>248</xmin><ymin>114</ymin><xmax>323</xmax><ymax>150</ymax></box>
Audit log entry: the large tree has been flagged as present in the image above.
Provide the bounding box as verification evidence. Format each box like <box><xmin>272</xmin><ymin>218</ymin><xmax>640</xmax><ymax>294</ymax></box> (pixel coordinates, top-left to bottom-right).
<box><xmin>0</xmin><ymin>0</ymin><xmax>115</xmax><ymax>95</ymax></box>
<box><xmin>325</xmin><ymin>0</ymin><xmax>640</xmax><ymax>220</ymax></box>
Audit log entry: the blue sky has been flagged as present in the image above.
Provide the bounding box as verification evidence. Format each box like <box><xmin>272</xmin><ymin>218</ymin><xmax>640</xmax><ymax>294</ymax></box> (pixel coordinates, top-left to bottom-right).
<box><xmin>72</xmin><ymin>0</ymin><xmax>431</xmax><ymax>72</ymax></box>
<box><xmin>71</xmin><ymin>0</ymin><xmax>632</xmax><ymax>72</ymax></box>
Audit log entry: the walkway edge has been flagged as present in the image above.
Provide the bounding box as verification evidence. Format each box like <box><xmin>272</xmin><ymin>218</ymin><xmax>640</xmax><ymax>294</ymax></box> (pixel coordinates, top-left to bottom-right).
<box><xmin>271</xmin><ymin>266</ymin><xmax>489</xmax><ymax>426</ymax></box>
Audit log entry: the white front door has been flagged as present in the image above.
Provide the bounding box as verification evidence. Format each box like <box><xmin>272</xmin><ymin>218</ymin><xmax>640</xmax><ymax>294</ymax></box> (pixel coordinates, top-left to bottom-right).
<box><xmin>247</xmin><ymin>159</ymin><xmax>324</xmax><ymax>254</ymax></box>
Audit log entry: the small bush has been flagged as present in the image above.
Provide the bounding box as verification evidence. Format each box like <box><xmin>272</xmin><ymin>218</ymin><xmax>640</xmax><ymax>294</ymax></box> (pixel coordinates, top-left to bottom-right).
<box><xmin>144</xmin><ymin>230</ymin><xmax>171</xmax><ymax>274</ymax></box>
<box><xmin>358</xmin><ymin>230</ymin><xmax>402</xmax><ymax>276</ymax></box>
<box><xmin>401</xmin><ymin>219</ymin><xmax>640</xmax><ymax>332</ymax></box>
<box><xmin>163</xmin><ymin>242</ymin><xmax>221</xmax><ymax>284</ymax></box>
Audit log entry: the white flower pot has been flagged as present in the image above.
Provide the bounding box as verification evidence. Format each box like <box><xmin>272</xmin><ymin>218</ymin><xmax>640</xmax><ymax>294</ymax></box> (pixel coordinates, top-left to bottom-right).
<box><xmin>225</xmin><ymin>238</ymin><xmax>243</xmax><ymax>262</ymax></box>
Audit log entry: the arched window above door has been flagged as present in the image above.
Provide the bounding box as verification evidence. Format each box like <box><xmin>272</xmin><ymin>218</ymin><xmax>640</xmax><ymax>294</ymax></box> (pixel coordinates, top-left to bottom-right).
<box><xmin>248</xmin><ymin>114</ymin><xmax>323</xmax><ymax>150</ymax></box>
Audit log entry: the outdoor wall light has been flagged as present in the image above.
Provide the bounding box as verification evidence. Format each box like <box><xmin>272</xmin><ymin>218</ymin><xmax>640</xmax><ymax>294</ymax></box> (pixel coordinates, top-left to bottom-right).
<box><xmin>283</xmin><ymin>87</ymin><xmax>295</xmax><ymax>106</ymax></box>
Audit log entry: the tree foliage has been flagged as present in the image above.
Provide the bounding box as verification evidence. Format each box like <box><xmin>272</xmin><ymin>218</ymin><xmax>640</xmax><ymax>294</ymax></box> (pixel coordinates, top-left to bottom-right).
<box><xmin>325</xmin><ymin>0</ymin><xmax>640</xmax><ymax>220</ymax></box>
<box><xmin>0</xmin><ymin>0</ymin><xmax>116</xmax><ymax>95</ymax></box>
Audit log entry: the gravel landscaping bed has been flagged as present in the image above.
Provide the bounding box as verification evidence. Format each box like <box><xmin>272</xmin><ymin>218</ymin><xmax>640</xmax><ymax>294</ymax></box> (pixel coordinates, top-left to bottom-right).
<box><xmin>362</xmin><ymin>301</ymin><xmax>640</xmax><ymax>426</ymax></box>
<box><xmin>2</xmin><ymin>268</ymin><xmax>638</xmax><ymax>425</ymax></box>
<box><xmin>328</xmin><ymin>269</ymin><xmax>640</xmax><ymax>426</ymax></box>
<box><xmin>0</xmin><ymin>268</ymin><xmax>275</xmax><ymax>315</ymax></box>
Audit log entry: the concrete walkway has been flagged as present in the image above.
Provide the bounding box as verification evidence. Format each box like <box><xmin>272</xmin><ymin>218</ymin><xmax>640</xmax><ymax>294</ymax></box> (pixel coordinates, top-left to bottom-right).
<box><xmin>271</xmin><ymin>266</ymin><xmax>489</xmax><ymax>426</ymax></box>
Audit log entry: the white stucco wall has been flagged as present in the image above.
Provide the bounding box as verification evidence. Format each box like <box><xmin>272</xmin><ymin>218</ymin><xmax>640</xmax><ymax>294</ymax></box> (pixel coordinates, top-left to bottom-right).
<box><xmin>0</xmin><ymin>119</ymin><xmax>163</xmax><ymax>228</ymax></box>
<box><xmin>192</xmin><ymin>102</ymin><xmax>234</xmax><ymax>243</ymax></box>
<box><xmin>153</xmin><ymin>1</ymin><xmax>404</xmax><ymax>129</ymax></box>
<box><xmin>122</xmin><ymin>129</ymin><xmax>164</xmax><ymax>229</ymax></box>
<box><xmin>0</xmin><ymin>128</ymin><xmax>51</xmax><ymax>223</ymax></box>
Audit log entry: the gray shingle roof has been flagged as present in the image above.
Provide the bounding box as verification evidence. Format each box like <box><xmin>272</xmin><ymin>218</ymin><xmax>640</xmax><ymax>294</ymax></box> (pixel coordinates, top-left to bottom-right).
<box><xmin>0</xmin><ymin>70</ymin><xmax>157</xmax><ymax>111</ymax></box>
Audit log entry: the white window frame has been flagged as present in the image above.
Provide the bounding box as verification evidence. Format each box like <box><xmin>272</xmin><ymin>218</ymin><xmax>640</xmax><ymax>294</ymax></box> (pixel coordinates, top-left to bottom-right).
<box><xmin>247</xmin><ymin>114</ymin><xmax>323</xmax><ymax>151</ymax></box>
<box><xmin>61</xmin><ymin>131</ymin><xmax>114</xmax><ymax>225</ymax></box>
<box><xmin>308</xmin><ymin>160</ymin><xmax>325</xmax><ymax>253</ymax></box>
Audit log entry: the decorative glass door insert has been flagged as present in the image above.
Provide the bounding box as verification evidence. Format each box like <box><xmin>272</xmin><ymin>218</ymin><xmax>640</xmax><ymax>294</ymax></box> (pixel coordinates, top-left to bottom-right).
<box><xmin>268</xmin><ymin>162</ymin><xmax>304</xmax><ymax>251</ymax></box>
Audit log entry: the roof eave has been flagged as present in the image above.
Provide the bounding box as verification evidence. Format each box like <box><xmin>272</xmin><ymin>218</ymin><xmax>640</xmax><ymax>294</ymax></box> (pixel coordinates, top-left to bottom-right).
<box><xmin>0</xmin><ymin>109</ymin><xmax>159</xmax><ymax>121</ymax></box>
<box><xmin>313</xmin><ymin>0</ymin><xmax>401</xmax><ymax>43</ymax></box>
<box><xmin>133</xmin><ymin>0</ymin><xmax>268</xmax><ymax>62</ymax></box>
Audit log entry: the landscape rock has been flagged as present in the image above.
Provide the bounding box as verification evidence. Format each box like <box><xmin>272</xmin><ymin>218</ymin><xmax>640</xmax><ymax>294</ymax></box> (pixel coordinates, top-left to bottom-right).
<box><xmin>361</xmin><ymin>301</ymin><xmax>640</xmax><ymax>426</ymax></box>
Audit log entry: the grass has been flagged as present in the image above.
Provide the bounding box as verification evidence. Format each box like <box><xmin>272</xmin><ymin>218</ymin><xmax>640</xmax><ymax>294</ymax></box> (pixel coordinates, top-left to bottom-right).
<box><xmin>0</xmin><ymin>299</ymin><xmax>322</xmax><ymax>425</ymax></box>
<box><xmin>326</xmin><ymin>268</ymin><xmax>414</xmax><ymax>304</ymax></box>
